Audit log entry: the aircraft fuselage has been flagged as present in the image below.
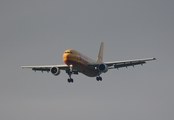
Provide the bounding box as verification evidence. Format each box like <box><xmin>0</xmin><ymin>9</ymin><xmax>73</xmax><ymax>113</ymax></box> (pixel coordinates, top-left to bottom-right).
<box><xmin>63</xmin><ymin>49</ymin><xmax>98</xmax><ymax>77</ymax></box>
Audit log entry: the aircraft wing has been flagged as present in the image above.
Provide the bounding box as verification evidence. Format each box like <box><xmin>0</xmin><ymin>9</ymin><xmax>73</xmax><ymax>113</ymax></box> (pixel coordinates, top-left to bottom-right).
<box><xmin>105</xmin><ymin>58</ymin><xmax>156</xmax><ymax>69</ymax></box>
<box><xmin>21</xmin><ymin>64</ymin><xmax>68</xmax><ymax>72</ymax></box>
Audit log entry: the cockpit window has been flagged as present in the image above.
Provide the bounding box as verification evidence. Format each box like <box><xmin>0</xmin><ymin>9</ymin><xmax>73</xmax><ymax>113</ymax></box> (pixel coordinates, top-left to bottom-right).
<box><xmin>65</xmin><ymin>51</ymin><xmax>73</xmax><ymax>54</ymax></box>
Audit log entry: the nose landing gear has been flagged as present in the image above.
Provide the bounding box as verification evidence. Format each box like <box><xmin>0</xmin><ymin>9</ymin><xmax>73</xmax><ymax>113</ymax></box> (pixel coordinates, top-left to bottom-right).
<box><xmin>66</xmin><ymin>65</ymin><xmax>74</xmax><ymax>83</ymax></box>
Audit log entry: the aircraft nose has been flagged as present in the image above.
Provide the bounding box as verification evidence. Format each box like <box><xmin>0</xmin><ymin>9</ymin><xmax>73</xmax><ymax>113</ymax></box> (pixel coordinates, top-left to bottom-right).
<box><xmin>63</xmin><ymin>53</ymin><xmax>67</xmax><ymax>60</ymax></box>
<box><xmin>62</xmin><ymin>53</ymin><xmax>69</xmax><ymax>64</ymax></box>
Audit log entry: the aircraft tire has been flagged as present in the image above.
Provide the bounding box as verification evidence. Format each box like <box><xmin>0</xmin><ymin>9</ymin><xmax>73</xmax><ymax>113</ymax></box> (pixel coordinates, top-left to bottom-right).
<box><xmin>100</xmin><ymin>77</ymin><xmax>102</xmax><ymax>81</ymax></box>
<box><xmin>68</xmin><ymin>78</ymin><xmax>73</xmax><ymax>83</ymax></box>
<box><xmin>96</xmin><ymin>77</ymin><xmax>102</xmax><ymax>81</ymax></box>
<box><xmin>96</xmin><ymin>77</ymin><xmax>100</xmax><ymax>81</ymax></box>
<box><xmin>71</xmin><ymin>79</ymin><xmax>74</xmax><ymax>83</ymax></box>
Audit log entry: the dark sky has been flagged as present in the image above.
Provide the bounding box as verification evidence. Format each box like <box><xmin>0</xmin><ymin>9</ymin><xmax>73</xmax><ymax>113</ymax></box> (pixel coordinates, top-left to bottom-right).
<box><xmin>0</xmin><ymin>0</ymin><xmax>174</xmax><ymax>120</ymax></box>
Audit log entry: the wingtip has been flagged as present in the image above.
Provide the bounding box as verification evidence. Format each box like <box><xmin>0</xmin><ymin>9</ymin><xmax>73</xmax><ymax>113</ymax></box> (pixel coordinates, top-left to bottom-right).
<box><xmin>153</xmin><ymin>58</ymin><xmax>156</xmax><ymax>60</ymax></box>
<box><xmin>21</xmin><ymin>66</ymin><xmax>26</xmax><ymax>69</ymax></box>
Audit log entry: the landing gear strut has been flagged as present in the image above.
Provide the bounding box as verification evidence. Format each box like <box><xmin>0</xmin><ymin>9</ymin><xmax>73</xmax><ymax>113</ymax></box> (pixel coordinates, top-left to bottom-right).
<box><xmin>66</xmin><ymin>65</ymin><xmax>74</xmax><ymax>83</ymax></box>
<box><xmin>96</xmin><ymin>71</ymin><xmax>102</xmax><ymax>81</ymax></box>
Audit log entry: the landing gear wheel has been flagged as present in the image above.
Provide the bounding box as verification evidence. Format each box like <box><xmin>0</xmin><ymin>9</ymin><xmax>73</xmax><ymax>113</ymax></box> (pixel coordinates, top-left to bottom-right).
<box><xmin>71</xmin><ymin>78</ymin><xmax>74</xmax><ymax>83</ymax></box>
<box><xmin>96</xmin><ymin>77</ymin><xmax>102</xmax><ymax>81</ymax></box>
<box><xmin>100</xmin><ymin>77</ymin><xmax>102</xmax><ymax>81</ymax></box>
<box><xmin>96</xmin><ymin>77</ymin><xmax>99</xmax><ymax>81</ymax></box>
<box><xmin>68</xmin><ymin>78</ymin><xmax>74</xmax><ymax>83</ymax></box>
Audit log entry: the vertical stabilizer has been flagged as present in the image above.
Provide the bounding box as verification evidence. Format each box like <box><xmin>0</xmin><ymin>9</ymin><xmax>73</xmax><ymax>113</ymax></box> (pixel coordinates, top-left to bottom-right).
<box><xmin>96</xmin><ymin>42</ymin><xmax>104</xmax><ymax>62</ymax></box>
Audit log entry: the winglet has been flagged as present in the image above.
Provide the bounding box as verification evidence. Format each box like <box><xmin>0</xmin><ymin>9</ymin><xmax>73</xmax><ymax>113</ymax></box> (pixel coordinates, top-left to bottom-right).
<box><xmin>96</xmin><ymin>42</ymin><xmax>104</xmax><ymax>62</ymax></box>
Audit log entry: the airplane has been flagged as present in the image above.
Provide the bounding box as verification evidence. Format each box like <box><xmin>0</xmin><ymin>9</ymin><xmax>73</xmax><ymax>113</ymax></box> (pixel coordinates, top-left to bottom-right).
<box><xmin>22</xmin><ymin>42</ymin><xmax>156</xmax><ymax>83</ymax></box>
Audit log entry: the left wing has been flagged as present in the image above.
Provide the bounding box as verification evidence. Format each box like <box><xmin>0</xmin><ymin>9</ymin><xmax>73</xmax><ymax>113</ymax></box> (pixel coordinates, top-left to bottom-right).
<box><xmin>21</xmin><ymin>64</ymin><xmax>68</xmax><ymax>72</ymax></box>
<box><xmin>105</xmin><ymin>58</ymin><xmax>156</xmax><ymax>69</ymax></box>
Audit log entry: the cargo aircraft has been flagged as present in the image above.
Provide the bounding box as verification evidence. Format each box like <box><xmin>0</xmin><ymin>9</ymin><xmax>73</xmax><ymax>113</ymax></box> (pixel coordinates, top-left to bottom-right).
<box><xmin>22</xmin><ymin>42</ymin><xmax>156</xmax><ymax>83</ymax></box>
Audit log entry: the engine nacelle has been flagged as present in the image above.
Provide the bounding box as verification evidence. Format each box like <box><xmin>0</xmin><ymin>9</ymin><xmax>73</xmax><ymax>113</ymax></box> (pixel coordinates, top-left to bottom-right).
<box><xmin>50</xmin><ymin>67</ymin><xmax>60</xmax><ymax>76</ymax></box>
<box><xmin>98</xmin><ymin>63</ymin><xmax>108</xmax><ymax>73</ymax></box>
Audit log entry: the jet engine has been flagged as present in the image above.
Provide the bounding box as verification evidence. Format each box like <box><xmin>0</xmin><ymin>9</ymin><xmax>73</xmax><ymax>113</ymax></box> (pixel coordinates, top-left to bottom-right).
<box><xmin>98</xmin><ymin>64</ymin><xmax>108</xmax><ymax>73</ymax></box>
<box><xmin>50</xmin><ymin>67</ymin><xmax>60</xmax><ymax>76</ymax></box>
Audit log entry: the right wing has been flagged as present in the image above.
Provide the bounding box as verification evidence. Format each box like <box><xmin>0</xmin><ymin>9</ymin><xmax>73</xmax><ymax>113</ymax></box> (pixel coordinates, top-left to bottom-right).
<box><xmin>105</xmin><ymin>58</ymin><xmax>156</xmax><ymax>69</ymax></box>
<box><xmin>21</xmin><ymin>64</ymin><xmax>68</xmax><ymax>72</ymax></box>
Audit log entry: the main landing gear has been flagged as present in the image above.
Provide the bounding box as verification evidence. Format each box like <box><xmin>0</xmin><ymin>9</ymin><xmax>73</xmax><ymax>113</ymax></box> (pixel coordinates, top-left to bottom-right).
<box><xmin>96</xmin><ymin>71</ymin><xmax>102</xmax><ymax>81</ymax></box>
<box><xmin>67</xmin><ymin>78</ymin><xmax>73</xmax><ymax>83</ymax></box>
<box><xmin>96</xmin><ymin>76</ymin><xmax>102</xmax><ymax>81</ymax></box>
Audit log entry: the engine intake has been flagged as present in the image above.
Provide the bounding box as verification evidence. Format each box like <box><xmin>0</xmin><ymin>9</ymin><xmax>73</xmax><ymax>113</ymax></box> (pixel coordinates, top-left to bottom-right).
<box><xmin>98</xmin><ymin>64</ymin><xmax>108</xmax><ymax>73</ymax></box>
<box><xmin>50</xmin><ymin>67</ymin><xmax>60</xmax><ymax>76</ymax></box>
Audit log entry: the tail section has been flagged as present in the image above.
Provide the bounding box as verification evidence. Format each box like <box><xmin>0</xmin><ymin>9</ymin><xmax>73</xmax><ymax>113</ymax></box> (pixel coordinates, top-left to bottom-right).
<box><xmin>96</xmin><ymin>42</ymin><xmax>104</xmax><ymax>62</ymax></box>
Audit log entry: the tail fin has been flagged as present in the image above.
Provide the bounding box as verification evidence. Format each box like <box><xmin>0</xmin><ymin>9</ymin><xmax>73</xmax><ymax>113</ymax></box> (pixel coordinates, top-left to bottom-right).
<box><xmin>96</xmin><ymin>42</ymin><xmax>104</xmax><ymax>62</ymax></box>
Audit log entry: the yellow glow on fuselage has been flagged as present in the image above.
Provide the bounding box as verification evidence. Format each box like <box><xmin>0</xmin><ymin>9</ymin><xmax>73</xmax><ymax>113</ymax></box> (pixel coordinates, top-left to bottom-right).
<box><xmin>62</xmin><ymin>49</ymin><xmax>98</xmax><ymax>77</ymax></box>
